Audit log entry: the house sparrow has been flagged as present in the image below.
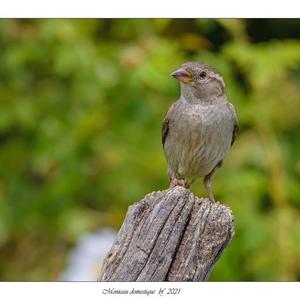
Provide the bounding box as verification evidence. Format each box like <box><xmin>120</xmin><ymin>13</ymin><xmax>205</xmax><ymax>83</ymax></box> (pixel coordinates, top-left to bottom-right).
<box><xmin>162</xmin><ymin>62</ymin><xmax>238</xmax><ymax>201</ymax></box>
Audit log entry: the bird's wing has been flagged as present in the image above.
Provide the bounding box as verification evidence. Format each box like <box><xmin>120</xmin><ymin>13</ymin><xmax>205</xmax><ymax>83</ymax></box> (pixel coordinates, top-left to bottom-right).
<box><xmin>229</xmin><ymin>103</ymin><xmax>239</xmax><ymax>146</ymax></box>
<box><xmin>161</xmin><ymin>102</ymin><xmax>176</xmax><ymax>147</ymax></box>
<box><xmin>161</xmin><ymin>117</ymin><xmax>169</xmax><ymax>146</ymax></box>
<box><xmin>231</xmin><ymin>121</ymin><xmax>239</xmax><ymax>146</ymax></box>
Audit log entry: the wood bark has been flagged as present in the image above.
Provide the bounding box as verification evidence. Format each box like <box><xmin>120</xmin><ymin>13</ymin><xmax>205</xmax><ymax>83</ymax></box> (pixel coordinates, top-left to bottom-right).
<box><xmin>99</xmin><ymin>186</ymin><xmax>234</xmax><ymax>281</ymax></box>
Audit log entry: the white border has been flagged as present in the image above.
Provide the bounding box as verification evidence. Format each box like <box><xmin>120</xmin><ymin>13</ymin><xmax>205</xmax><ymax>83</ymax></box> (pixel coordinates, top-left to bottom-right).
<box><xmin>0</xmin><ymin>282</ymin><xmax>300</xmax><ymax>300</ymax></box>
<box><xmin>0</xmin><ymin>2</ymin><xmax>299</xmax><ymax>299</ymax></box>
<box><xmin>0</xmin><ymin>0</ymin><xmax>299</xmax><ymax>18</ymax></box>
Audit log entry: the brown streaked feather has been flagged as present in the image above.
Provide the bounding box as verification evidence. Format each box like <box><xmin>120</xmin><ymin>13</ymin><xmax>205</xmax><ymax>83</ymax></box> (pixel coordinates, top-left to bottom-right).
<box><xmin>162</xmin><ymin>102</ymin><xmax>177</xmax><ymax>146</ymax></box>
<box><xmin>161</xmin><ymin>117</ymin><xmax>169</xmax><ymax>146</ymax></box>
<box><xmin>228</xmin><ymin>102</ymin><xmax>239</xmax><ymax>147</ymax></box>
<box><xmin>231</xmin><ymin>122</ymin><xmax>238</xmax><ymax>146</ymax></box>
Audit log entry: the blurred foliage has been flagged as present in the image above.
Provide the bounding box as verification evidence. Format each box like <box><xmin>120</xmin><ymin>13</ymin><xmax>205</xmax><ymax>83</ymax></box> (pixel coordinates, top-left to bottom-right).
<box><xmin>0</xmin><ymin>19</ymin><xmax>299</xmax><ymax>281</ymax></box>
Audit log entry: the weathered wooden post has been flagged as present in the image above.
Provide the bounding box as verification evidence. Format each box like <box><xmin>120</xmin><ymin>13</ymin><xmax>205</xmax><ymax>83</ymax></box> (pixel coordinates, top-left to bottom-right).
<box><xmin>99</xmin><ymin>186</ymin><xmax>234</xmax><ymax>281</ymax></box>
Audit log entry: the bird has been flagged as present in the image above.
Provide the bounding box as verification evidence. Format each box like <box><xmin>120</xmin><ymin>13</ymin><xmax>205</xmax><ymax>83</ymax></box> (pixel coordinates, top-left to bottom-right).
<box><xmin>162</xmin><ymin>61</ymin><xmax>238</xmax><ymax>202</ymax></box>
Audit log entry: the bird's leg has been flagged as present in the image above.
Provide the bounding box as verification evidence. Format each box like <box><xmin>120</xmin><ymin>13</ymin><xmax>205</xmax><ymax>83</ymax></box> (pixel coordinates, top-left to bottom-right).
<box><xmin>203</xmin><ymin>161</ymin><xmax>223</xmax><ymax>202</ymax></box>
<box><xmin>203</xmin><ymin>170</ymin><xmax>216</xmax><ymax>202</ymax></box>
<box><xmin>170</xmin><ymin>177</ymin><xmax>187</xmax><ymax>188</ymax></box>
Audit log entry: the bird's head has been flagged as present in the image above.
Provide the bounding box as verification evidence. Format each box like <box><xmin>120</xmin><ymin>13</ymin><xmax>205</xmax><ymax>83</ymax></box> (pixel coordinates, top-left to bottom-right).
<box><xmin>171</xmin><ymin>61</ymin><xmax>226</xmax><ymax>103</ymax></box>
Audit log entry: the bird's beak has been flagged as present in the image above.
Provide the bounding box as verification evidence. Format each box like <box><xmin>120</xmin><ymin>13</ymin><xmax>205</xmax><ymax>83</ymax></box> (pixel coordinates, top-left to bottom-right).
<box><xmin>170</xmin><ymin>68</ymin><xmax>192</xmax><ymax>84</ymax></box>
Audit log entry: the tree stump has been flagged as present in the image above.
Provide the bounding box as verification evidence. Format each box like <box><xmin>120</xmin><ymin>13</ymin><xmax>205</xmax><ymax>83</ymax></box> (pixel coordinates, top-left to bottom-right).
<box><xmin>99</xmin><ymin>187</ymin><xmax>234</xmax><ymax>281</ymax></box>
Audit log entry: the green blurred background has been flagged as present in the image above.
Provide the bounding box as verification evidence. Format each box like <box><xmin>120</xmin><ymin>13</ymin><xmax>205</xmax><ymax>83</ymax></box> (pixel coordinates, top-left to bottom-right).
<box><xmin>0</xmin><ymin>19</ymin><xmax>299</xmax><ymax>281</ymax></box>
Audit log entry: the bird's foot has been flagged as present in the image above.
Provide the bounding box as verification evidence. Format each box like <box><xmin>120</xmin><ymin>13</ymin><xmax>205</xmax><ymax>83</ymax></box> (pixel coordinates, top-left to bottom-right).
<box><xmin>208</xmin><ymin>195</ymin><xmax>216</xmax><ymax>202</ymax></box>
<box><xmin>170</xmin><ymin>177</ymin><xmax>187</xmax><ymax>188</ymax></box>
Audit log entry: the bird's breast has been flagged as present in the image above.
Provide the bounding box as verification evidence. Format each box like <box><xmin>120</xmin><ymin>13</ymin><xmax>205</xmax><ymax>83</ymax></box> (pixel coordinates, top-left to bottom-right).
<box><xmin>165</xmin><ymin>101</ymin><xmax>233</xmax><ymax>180</ymax></box>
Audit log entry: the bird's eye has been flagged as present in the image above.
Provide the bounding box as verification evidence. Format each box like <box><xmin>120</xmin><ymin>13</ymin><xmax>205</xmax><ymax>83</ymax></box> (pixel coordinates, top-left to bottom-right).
<box><xmin>199</xmin><ymin>71</ymin><xmax>207</xmax><ymax>79</ymax></box>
